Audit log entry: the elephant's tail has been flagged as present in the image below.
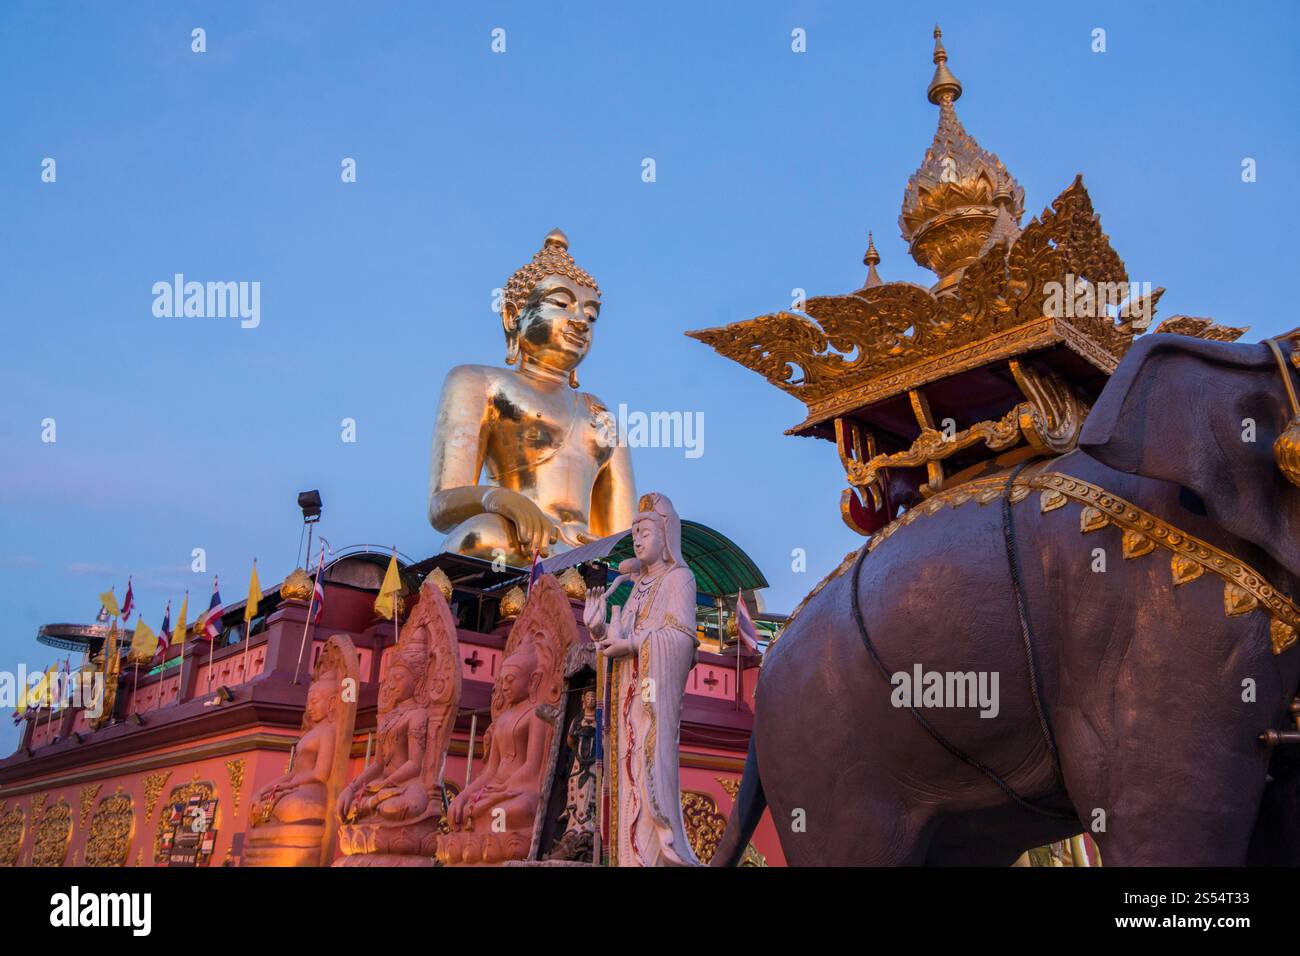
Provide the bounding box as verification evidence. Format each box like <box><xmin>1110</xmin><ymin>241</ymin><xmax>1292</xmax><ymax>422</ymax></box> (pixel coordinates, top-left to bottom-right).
<box><xmin>710</xmin><ymin>733</ymin><xmax>767</xmax><ymax>866</ymax></box>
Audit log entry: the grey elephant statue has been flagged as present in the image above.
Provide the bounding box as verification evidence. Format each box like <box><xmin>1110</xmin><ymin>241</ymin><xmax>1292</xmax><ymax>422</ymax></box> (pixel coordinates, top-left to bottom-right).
<box><xmin>714</xmin><ymin>331</ymin><xmax>1300</xmax><ymax>866</ymax></box>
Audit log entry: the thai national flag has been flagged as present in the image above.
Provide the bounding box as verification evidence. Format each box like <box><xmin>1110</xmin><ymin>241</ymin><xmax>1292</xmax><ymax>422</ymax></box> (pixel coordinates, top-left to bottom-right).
<box><xmin>312</xmin><ymin>575</ymin><xmax>325</xmax><ymax>623</ymax></box>
<box><xmin>156</xmin><ymin>603</ymin><xmax>172</xmax><ymax>659</ymax></box>
<box><xmin>120</xmin><ymin>577</ymin><xmax>134</xmax><ymax>622</ymax></box>
<box><xmin>202</xmin><ymin>577</ymin><xmax>223</xmax><ymax>642</ymax></box>
<box><xmin>310</xmin><ymin>542</ymin><xmax>326</xmax><ymax>623</ymax></box>
<box><xmin>734</xmin><ymin>591</ymin><xmax>762</xmax><ymax>655</ymax></box>
<box><xmin>527</xmin><ymin>550</ymin><xmax>541</xmax><ymax>592</ymax></box>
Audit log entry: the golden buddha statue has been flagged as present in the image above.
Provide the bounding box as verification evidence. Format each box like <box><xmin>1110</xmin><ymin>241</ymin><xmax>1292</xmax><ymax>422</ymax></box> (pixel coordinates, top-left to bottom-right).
<box><xmin>428</xmin><ymin>229</ymin><xmax>636</xmax><ymax>567</ymax></box>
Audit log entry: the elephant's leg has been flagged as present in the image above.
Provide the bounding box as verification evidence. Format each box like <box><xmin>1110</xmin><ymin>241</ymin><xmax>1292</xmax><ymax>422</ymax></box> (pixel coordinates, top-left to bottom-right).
<box><xmin>764</xmin><ymin>756</ymin><xmax>933</xmax><ymax>866</ymax></box>
<box><xmin>1068</xmin><ymin>748</ymin><xmax>1262</xmax><ymax>865</ymax></box>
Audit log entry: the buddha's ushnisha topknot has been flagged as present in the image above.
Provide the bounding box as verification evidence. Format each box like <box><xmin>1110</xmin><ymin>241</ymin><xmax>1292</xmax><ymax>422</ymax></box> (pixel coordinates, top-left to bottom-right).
<box><xmin>503</xmin><ymin>228</ymin><xmax>601</xmax><ymax>316</ymax></box>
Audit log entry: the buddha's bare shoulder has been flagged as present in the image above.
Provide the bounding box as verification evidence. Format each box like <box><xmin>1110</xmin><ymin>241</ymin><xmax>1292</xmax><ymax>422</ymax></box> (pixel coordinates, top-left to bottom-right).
<box><xmin>578</xmin><ymin>389</ymin><xmax>613</xmax><ymax>412</ymax></box>
<box><xmin>439</xmin><ymin>363</ymin><xmax>514</xmax><ymax>398</ymax></box>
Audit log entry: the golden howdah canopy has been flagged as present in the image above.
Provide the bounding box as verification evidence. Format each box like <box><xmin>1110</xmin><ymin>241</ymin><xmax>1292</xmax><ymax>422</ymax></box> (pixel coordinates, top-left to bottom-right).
<box><xmin>686</xmin><ymin>27</ymin><xmax>1245</xmax><ymax>532</ymax></box>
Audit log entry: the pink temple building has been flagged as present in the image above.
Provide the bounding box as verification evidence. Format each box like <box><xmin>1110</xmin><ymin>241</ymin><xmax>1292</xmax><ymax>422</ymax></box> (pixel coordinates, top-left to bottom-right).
<box><xmin>0</xmin><ymin>537</ymin><xmax>785</xmax><ymax>868</ymax></box>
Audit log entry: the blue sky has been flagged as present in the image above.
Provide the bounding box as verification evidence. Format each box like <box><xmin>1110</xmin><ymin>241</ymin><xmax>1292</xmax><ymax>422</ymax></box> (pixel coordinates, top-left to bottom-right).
<box><xmin>2</xmin><ymin>1</ymin><xmax>1298</xmax><ymax>751</ymax></box>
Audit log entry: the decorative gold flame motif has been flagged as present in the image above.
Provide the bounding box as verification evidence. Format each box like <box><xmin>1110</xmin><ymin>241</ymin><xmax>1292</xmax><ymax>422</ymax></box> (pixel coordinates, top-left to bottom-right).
<box><xmin>427</xmin><ymin>566</ymin><xmax>454</xmax><ymax>602</ymax></box>
<box><xmin>900</xmin><ymin>27</ymin><xmax>1024</xmax><ymax>288</ymax></box>
<box><xmin>498</xmin><ymin>585</ymin><xmax>526</xmax><ymax>620</ymax></box>
<box><xmin>687</xmin><ymin>28</ymin><xmax>1174</xmax><ymax>443</ymax></box>
<box><xmin>280</xmin><ymin>567</ymin><xmax>313</xmax><ymax>602</ymax></box>
<box><xmin>557</xmin><ymin>566</ymin><xmax>587</xmax><ymax>601</ymax></box>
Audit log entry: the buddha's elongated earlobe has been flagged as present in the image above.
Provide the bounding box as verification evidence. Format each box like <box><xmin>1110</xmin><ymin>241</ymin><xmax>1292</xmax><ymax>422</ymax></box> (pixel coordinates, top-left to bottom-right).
<box><xmin>502</xmin><ymin>303</ymin><xmax>520</xmax><ymax>366</ymax></box>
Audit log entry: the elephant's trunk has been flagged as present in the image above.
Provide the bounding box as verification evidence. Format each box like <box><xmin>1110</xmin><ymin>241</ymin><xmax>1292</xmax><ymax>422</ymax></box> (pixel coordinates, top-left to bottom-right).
<box><xmin>710</xmin><ymin>734</ymin><xmax>766</xmax><ymax>866</ymax></box>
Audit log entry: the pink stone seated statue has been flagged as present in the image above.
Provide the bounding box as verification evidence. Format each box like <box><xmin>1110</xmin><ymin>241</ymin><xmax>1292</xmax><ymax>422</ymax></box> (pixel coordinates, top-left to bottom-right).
<box><xmin>245</xmin><ymin>634</ymin><xmax>358</xmax><ymax>866</ymax></box>
<box><xmin>334</xmin><ymin>579</ymin><xmax>461</xmax><ymax>866</ymax></box>
<box><xmin>437</xmin><ymin>574</ymin><xmax>575</xmax><ymax>865</ymax></box>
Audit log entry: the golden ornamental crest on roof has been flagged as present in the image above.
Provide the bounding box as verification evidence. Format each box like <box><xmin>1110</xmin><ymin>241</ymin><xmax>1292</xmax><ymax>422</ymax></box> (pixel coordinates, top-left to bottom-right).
<box><xmin>687</xmin><ymin>28</ymin><xmax>1171</xmax><ymax>436</ymax></box>
<box><xmin>684</xmin><ymin>27</ymin><xmax>1244</xmax><ymax>536</ymax></box>
<box><xmin>901</xmin><ymin>27</ymin><xmax>1025</xmax><ymax>289</ymax></box>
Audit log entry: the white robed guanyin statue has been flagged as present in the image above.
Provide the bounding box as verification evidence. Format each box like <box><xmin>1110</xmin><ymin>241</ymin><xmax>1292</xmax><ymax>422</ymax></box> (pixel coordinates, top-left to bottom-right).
<box><xmin>584</xmin><ymin>492</ymin><xmax>701</xmax><ymax>867</ymax></box>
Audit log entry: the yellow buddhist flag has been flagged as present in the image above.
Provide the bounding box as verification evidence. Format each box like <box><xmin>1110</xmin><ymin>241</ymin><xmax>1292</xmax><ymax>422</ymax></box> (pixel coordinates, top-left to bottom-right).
<box><xmin>25</xmin><ymin>671</ymin><xmax>44</xmax><ymax>710</ymax></box>
<box><xmin>28</xmin><ymin>664</ymin><xmax>55</xmax><ymax>709</ymax></box>
<box><xmin>99</xmin><ymin>589</ymin><xmax>120</xmax><ymax>619</ymax></box>
<box><xmin>245</xmin><ymin>561</ymin><xmax>262</xmax><ymax>623</ymax></box>
<box><xmin>374</xmin><ymin>551</ymin><xmax>401</xmax><ymax>621</ymax></box>
<box><xmin>173</xmin><ymin>591</ymin><xmax>188</xmax><ymax>645</ymax></box>
<box><xmin>44</xmin><ymin>663</ymin><xmax>59</xmax><ymax>710</ymax></box>
<box><xmin>129</xmin><ymin>618</ymin><xmax>157</xmax><ymax>663</ymax></box>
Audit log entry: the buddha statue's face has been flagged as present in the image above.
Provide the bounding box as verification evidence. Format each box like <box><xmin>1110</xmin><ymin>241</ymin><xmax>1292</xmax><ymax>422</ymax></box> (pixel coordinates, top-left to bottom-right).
<box><xmin>495</xmin><ymin>648</ymin><xmax>539</xmax><ymax>709</ymax></box>
<box><xmin>380</xmin><ymin>663</ymin><xmax>416</xmax><ymax>710</ymax></box>
<box><xmin>632</xmin><ymin>514</ymin><xmax>667</xmax><ymax>565</ymax></box>
<box><xmin>509</xmin><ymin>275</ymin><xmax>600</xmax><ymax>375</ymax></box>
<box><xmin>306</xmin><ymin>683</ymin><xmax>333</xmax><ymax>723</ymax></box>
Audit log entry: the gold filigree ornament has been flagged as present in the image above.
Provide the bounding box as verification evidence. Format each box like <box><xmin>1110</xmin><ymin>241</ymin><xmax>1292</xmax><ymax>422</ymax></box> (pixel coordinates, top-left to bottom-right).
<box><xmin>687</xmin><ymin>29</ymin><xmax>1154</xmax><ymax>515</ymax></box>
<box><xmin>1265</xmin><ymin>338</ymin><xmax>1300</xmax><ymax>489</ymax></box>
<box><xmin>680</xmin><ymin>791</ymin><xmax>728</xmax><ymax>864</ymax></box>
<box><xmin>558</xmin><ymin>566</ymin><xmax>587</xmax><ymax>601</ymax></box>
<box><xmin>32</xmin><ymin>798</ymin><xmax>73</xmax><ymax>867</ymax></box>
<box><xmin>79</xmin><ymin>783</ymin><xmax>102</xmax><ymax>827</ymax></box>
<box><xmin>1027</xmin><ymin>472</ymin><xmax>1300</xmax><ymax>655</ymax></box>
<box><xmin>812</xmin><ymin>468</ymin><xmax>1300</xmax><ymax>657</ymax></box>
<box><xmin>142</xmin><ymin>771</ymin><xmax>171</xmax><ymax>822</ymax></box>
<box><xmin>280</xmin><ymin>568</ymin><xmax>313</xmax><ymax>602</ymax></box>
<box><xmin>427</xmin><ymin>566</ymin><xmax>454</xmax><ymax>602</ymax></box>
<box><xmin>85</xmin><ymin>788</ymin><xmax>135</xmax><ymax>868</ymax></box>
<box><xmin>0</xmin><ymin>803</ymin><xmax>26</xmax><ymax>867</ymax></box>
<box><xmin>498</xmin><ymin>585</ymin><xmax>526</xmax><ymax>620</ymax></box>
<box><xmin>226</xmin><ymin>759</ymin><xmax>245</xmax><ymax>814</ymax></box>
<box><xmin>687</xmin><ymin>174</ymin><xmax>1155</xmax><ymax>436</ymax></box>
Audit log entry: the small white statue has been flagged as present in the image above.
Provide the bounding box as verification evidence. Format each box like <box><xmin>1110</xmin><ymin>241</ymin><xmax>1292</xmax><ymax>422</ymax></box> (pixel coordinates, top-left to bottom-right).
<box><xmin>583</xmin><ymin>492</ymin><xmax>701</xmax><ymax>866</ymax></box>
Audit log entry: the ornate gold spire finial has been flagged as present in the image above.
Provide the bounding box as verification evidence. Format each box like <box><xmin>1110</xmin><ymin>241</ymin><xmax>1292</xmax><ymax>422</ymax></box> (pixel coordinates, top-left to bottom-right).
<box><xmin>900</xmin><ymin>27</ymin><xmax>1024</xmax><ymax>289</ymax></box>
<box><xmin>927</xmin><ymin>26</ymin><xmax>962</xmax><ymax>106</ymax></box>
<box><xmin>861</xmin><ymin>231</ymin><xmax>883</xmax><ymax>289</ymax></box>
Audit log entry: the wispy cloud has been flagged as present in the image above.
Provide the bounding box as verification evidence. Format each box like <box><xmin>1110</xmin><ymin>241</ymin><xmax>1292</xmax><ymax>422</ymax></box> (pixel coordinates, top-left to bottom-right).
<box><xmin>0</xmin><ymin>556</ymin><xmax>41</xmax><ymax>570</ymax></box>
<box><xmin>65</xmin><ymin>562</ymin><xmax>120</xmax><ymax>577</ymax></box>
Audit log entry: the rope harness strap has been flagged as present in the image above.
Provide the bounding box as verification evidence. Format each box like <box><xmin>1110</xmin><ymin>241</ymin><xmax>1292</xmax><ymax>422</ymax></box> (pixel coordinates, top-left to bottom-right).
<box><xmin>849</xmin><ymin>459</ymin><xmax>1073</xmax><ymax>820</ymax></box>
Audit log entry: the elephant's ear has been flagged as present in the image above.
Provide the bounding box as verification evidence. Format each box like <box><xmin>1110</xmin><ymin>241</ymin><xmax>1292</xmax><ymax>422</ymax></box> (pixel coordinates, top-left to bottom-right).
<box><xmin>1079</xmin><ymin>333</ymin><xmax>1300</xmax><ymax>579</ymax></box>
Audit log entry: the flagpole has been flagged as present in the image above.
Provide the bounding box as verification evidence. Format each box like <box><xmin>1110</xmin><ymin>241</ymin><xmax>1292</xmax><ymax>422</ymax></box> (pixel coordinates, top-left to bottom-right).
<box><xmin>240</xmin><ymin>560</ymin><xmax>256</xmax><ymax>683</ymax></box>
<box><xmin>43</xmin><ymin>664</ymin><xmax>54</xmax><ymax>744</ymax></box>
<box><xmin>177</xmin><ymin>591</ymin><xmax>188</xmax><ymax>709</ymax></box>
<box><xmin>391</xmin><ymin>546</ymin><xmax>400</xmax><ymax>648</ymax></box>
<box><xmin>735</xmin><ymin>599</ymin><xmax>742</xmax><ymax>713</ymax></box>
<box><xmin>293</xmin><ymin>542</ymin><xmax>325</xmax><ymax>685</ymax></box>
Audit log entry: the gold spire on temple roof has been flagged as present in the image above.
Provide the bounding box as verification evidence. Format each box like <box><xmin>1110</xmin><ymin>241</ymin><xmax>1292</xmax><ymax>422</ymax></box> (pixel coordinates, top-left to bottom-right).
<box><xmin>900</xmin><ymin>26</ymin><xmax>1024</xmax><ymax>290</ymax></box>
<box><xmin>861</xmin><ymin>231</ymin><xmax>883</xmax><ymax>289</ymax></box>
<box><xmin>926</xmin><ymin>25</ymin><xmax>962</xmax><ymax>105</ymax></box>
